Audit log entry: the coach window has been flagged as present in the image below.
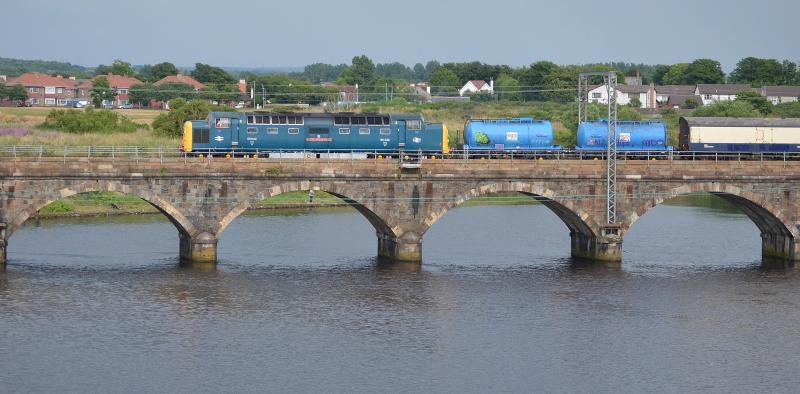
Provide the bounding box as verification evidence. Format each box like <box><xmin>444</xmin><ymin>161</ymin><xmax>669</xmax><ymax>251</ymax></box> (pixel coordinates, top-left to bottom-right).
<box><xmin>359</xmin><ymin>127</ymin><xmax>370</xmax><ymax>135</ymax></box>
<box><xmin>339</xmin><ymin>128</ymin><xmax>350</xmax><ymax>134</ymax></box>
<box><xmin>267</xmin><ymin>127</ymin><xmax>278</xmax><ymax>134</ymax></box>
<box><xmin>288</xmin><ymin>128</ymin><xmax>299</xmax><ymax>134</ymax></box>
<box><xmin>407</xmin><ymin>119</ymin><xmax>421</xmax><ymax>130</ymax></box>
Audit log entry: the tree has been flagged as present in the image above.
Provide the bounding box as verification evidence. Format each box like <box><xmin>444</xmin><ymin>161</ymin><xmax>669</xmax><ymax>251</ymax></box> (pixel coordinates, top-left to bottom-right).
<box><xmin>661</xmin><ymin>63</ymin><xmax>689</xmax><ymax>85</ymax></box>
<box><xmin>735</xmin><ymin>90</ymin><xmax>772</xmax><ymax>115</ymax></box>
<box><xmin>693</xmin><ymin>100</ymin><xmax>761</xmax><ymax>117</ymax></box>
<box><xmin>7</xmin><ymin>84</ymin><xmax>27</xmax><ymax>101</ymax></box>
<box><xmin>94</xmin><ymin>64</ymin><xmax>113</xmax><ymax>75</ymax></box>
<box><xmin>90</xmin><ymin>76</ymin><xmax>115</xmax><ymax>107</ymax></box>
<box><xmin>628</xmin><ymin>97</ymin><xmax>642</xmax><ymax>108</ymax></box>
<box><xmin>128</xmin><ymin>83</ymin><xmax>156</xmax><ymax>106</ymax></box>
<box><xmin>781</xmin><ymin>60</ymin><xmax>797</xmax><ymax>85</ymax></box>
<box><xmin>190</xmin><ymin>63</ymin><xmax>236</xmax><ymax>84</ymax></box>
<box><xmin>774</xmin><ymin>102</ymin><xmax>800</xmax><ymax>118</ymax></box>
<box><xmin>339</xmin><ymin>55</ymin><xmax>376</xmax><ymax>86</ymax></box>
<box><xmin>424</xmin><ymin>61</ymin><xmax>440</xmax><ymax>79</ymax></box>
<box><xmin>149</xmin><ymin>62</ymin><xmax>178</xmax><ymax>81</ymax></box>
<box><xmin>297</xmin><ymin>63</ymin><xmax>347</xmax><ymax>83</ymax></box>
<box><xmin>683</xmin><ymin>99</ymin><xmax>699</xmax><ymax>109</ymax></box>
<box><xmin>516</xmin><ymin>61</ymin><xmax>559</xmax><ymax>101</ymax></box>
<box><xmin>730</xmin><ymin>57</ymin><xmax>785</xmax><ymax>86</ymax></box>
<box><xmin>651</xmin><ymin>65</ymin><xmax>672</xmax><ymax>85</ymax></box>
<box><xmin>110</xmin><ymin>59</ymin><xmax>136</xmax><ymax>77</ymax></box>
<box><xmin>412</xmin><ymin>63</ymin><xmax>426</xmax><ymax>81</ymax></box>
<box><xmin>429</xmin><ymin>67</ymin><xmax>460</xmax><ymax>95</ymax></box>
<box><xmin>495</xmin><ymin>74</ymin><xmax>521</xmax><ymax>101</ymax></box>
<box><xmin>684</xmin><ymin>59</ymin><xmax>725</xmax><ymax>84</ymax></box>
<box><xmin>375</xmin><ymin>62</ymin><xmax>412</xmax><ymax>80</ymax></box>
<box><xmin>152</xmin><ymin>100</ymin><xmax>231</xmax><ymax>137</ymax></box>
<box><xmin>0</xmin><ymin>83</ymin><xmax>5</xmax><ymax>100</ymax></box>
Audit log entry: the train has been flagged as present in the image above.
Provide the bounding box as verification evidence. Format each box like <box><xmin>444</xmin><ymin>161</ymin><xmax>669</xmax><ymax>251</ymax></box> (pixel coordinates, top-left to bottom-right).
<box><xmin>181</xmin><ymin>111</ymin><xmax>800</xmax><ymax>155</ymax></box>
<box><xmin>181</xmin><ymin>112</ymin><xmax>448</xmax><ymax>155</ymax></box>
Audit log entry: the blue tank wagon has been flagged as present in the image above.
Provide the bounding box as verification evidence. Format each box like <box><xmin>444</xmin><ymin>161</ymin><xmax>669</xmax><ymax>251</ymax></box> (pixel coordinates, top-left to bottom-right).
<box><xmin>576</xmin><ymin>120</ymin><xmax>670</xmax><ymax>151</ymax></box>
<box><xmin>181</xmin><ymin>112</ymin><xmax>450</xmax><ymax>155</ymax></box>
<box><xmin>679</xmin><ymin>117</ymin><xmax>800</xmax><ymax>152</ymax></box>
<box><xmin>463</xmin><ymin>118</ymin><xmax>560</xmax><ymax>150</ymax></box>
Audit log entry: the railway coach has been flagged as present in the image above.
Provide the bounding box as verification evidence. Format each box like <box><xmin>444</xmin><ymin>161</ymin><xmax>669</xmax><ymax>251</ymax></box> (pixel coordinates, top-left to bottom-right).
<box><xmin>679</xmin><ymin>117</ymin><xmax>800</xmax><ymax>152</ymax></box>
<box><xmin>182</xmin><ymin>112</ymin><xmax>449</xmax><ymax>155</ymax></box>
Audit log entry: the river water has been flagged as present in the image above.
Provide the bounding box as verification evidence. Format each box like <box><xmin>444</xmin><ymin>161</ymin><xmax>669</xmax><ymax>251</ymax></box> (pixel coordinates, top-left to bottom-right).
<box><xmin>2</xmin><ymin>196</ymin><xmax>800</xmax><ymax>393</ymax></box>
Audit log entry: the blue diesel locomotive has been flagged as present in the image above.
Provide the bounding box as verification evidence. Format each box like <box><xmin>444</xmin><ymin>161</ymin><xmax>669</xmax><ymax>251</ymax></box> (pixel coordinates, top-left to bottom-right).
<box><xmin>182</xmin><ymin>112</ymin><xmax>449</xmax><ymax>154</ymax></box>
<box><xmin>463</xmin><ymin>118</ymin><xmax>560</xmax><ymax>150</ymax></box>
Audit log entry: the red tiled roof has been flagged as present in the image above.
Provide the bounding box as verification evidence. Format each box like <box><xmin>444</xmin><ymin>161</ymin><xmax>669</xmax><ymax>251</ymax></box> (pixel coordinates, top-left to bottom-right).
<box><xmin>8</xmin><ymin>72</ymin><xmax>77</xmax><ymax>87</ymax></box>
<box><xmin>469</xmin><ymin>80</ymin><xmax>487</xmax><ymax>89</ymax></box>
<box><xmin>102</xmin><ymin>74</ymin><xmax>142</xmax><ymax>88</ymax></box>
<box><xmin>154</xmin><ymin>74</ymin><xmax>205</xmax><ymax>89</ymax></box>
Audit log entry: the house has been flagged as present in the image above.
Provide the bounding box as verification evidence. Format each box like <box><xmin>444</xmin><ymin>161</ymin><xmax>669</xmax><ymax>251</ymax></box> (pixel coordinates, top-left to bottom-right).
<box><xmin>102</xmin><ymin>74</ymin><xmax>142</xmax><ymax>106</ymax></box>
<box><xmin>6</xmin><ymin>72</ymin><xmax>80</xmax><ymax>106</ymax></box>
<box><xmin>654</xmin><ymin>85</ymin><xmax>695</xmax><ymax>106</ymax></box>
<box><xmin>586</xmin><ymin>84</ymin><xmax>653</xmax><ymax>108</ymax></box>
<box><xmin>666</xmin><ymin>95</ymin><xmax>704</xmax><ymax>109</ymax></box>
<box><xmin>154</xmin><ymin>74</ymin><xmax>205</xmax><ymax>90</ymax></box>
<box><xmin>459</xmin><ymin>80</ymin><xmax>493</xmax><ymax>96</ymax></box>
<box><xmin>760</xmin><ymin>86</ymin><xmax>800</xmax><ymax>105</ymax></box>
<box><xmin>695</xmin><ymin>84</ymin><xmax>752</xmax><ymax>105</ymax></box>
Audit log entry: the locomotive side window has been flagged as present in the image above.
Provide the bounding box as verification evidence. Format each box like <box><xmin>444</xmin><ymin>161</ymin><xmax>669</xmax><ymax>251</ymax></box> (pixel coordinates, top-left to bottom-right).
<box><xmin>359</xmin><ymin>127</ymin><xmax>370</xmax><ymax>135</ymax></box>
<box><xmin>271</xmin><ymin>116</ymin><xmax>280</xmax><ymax>124</ymax></box>
<box><xmin>334</xmin><ymin>116</ymin><xmax>349</xmax><ymax>125</ymax></box>
<box><xmin>246</xmin><ymin>127</ymin><xmax>257</xmax><ymax>134</ymax></box>
<box><xmin>288</xmin><ymin>128</ymin><xmax>299</xmax><ymax>134</ymax></box>
<box><xmin>407</xmin><ymin>120</ymin><xmax>422</xmax><ymax>130</ymax></box>
<box><xmin>279</xmin><ymin>116</ymin><xmax>288</xmax><ymax>124</ymax></box>
<box><xmin>339</xmin><ymin>128</ymin><xmax>350</xmax><ymax>134</ymax></box>
<box><xmin>351</xmin><ymin>117</ymin><xmax>366</xmax><ymax>125</ymax></box>
<box><xmin>247</xmin><ymin>115</ymin><xmax>255</xmax><ymax>124</ymax></box>
<box><xmin>383</xmin><ymin>117</ymin><xmax>390</xmax><ymax>125</ymax></box>
<box><xmin>267</xmin><ymin>127</ymin><xmax>278</xmax><ymax>134</ymax></box>
<box><xmin>287</xmin><ymin>116</ymin><xmax>303</xmax><ymax>125</ymax></box>
<box><xmin>367</xmin><ymin>116</ymin><xmax>380</xmax><ymax>125</ymax></box>
<box><xmin>380</xmin><ymin>128</ymin><xmax>391</xmax><ymax>135</ymax></box>
<box><xmin>215</xmin><ymin>117</ymin><xmax>230</xmax><ymax>128</ymax></box>
<box><xmin>193</xmin><ymin>128</ymin><xmax>210</xmax><ymax>144</ymax></box>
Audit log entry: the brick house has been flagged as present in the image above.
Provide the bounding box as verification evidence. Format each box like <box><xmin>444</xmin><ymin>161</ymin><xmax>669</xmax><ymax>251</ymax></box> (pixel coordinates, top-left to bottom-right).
<box><xmin>104</xmin><ymin>74</ymin><xmax>142</xmax><ymax>106</ymax></box>
<box><xmin>6</xmin><ymin>72</ymin><xmax>81</xmax><ymax>106</ymax></box>
<box><xmin>154</xmin><ymin>74</ymin><xmax>206</xmax><ymax>90</ymax></box>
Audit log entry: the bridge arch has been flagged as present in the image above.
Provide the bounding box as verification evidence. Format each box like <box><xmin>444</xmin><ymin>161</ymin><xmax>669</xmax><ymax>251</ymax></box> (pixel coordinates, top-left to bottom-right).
<box><xmin>3</xmin><ymin>180</ymin><xmax>198</xmax><ymax>241</ymax></box>
<box><xmin>422</xmin><ymin>181</ymin><xmax>599</xmax><ymax>239</ymax></box>
<box><xmin>622</xmin><ymin>182</ymin><xmax>798</xmax><ymax>261</ymax></box>
<box><xmin>215</xmin><ymin>180</ymin><xmax>393</xmax><ymax>238</ymax></box>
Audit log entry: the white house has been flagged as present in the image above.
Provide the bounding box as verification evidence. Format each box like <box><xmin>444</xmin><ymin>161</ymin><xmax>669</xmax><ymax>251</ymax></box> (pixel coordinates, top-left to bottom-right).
<box><xmin>587</xmin><ymin>84</ymin><xmax>653</xmax><ymax>108</ymax></box>
<box><xmin>459</xmin><ymin>80</ymin><xmax>493</xmax><ymax>96</ymax></box>
<box><xmin>760</xmin><ymin>86</ymin><xmax>800</xmax><ymax>105</ymax></box>
<box><xmin>694</xmin><ymin>84</ymin><xmax>752</xmax><ymax>105</ymax></box>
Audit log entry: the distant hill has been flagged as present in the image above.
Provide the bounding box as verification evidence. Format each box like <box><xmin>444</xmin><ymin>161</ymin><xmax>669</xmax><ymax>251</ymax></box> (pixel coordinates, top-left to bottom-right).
<box><xmin>0</xmin><ymin>57</ymin><xmax>92</xmax><ymax>77</ymax></box>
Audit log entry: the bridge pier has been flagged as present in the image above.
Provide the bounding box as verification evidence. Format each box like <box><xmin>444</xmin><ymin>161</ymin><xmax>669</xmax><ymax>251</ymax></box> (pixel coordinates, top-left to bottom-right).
<box><xmin>179</xmin><ymin>232</ymin><xmax>218</xmax><ymax>264</ymax></box>
<box><xmin>377</xmin><ymin>232</ymin><xmax>422</xmax><ymax>262</ymax></box>
<box><xmin>570</xmin><ymin>230</ymin><xmax>623</xmax><ymax>263</ymax></box>
<box><xmin>761</xmin><ymin>233</ymin><xmax>800</xmax><ymax>263</ymax></box>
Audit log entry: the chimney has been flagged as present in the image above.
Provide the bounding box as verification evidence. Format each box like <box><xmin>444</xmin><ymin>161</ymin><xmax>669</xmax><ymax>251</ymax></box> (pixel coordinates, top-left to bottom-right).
<box><xmin>0</xmin><ymin>75</ymin><xmax>6</xmax><ymax>82</ymax></box>
<box><xmin>68</xmin><ymin>76</ymin><xmax>76</xmax><ymax>80</ymax></box>
<box><xmin>648</xmin><ymin>83</ymin><xmax>656</xmax><ymax>109</ymax></box>
<box><xmin>490</xmin><ymin>79</ymin><xmax>494</xmax><ymax>93</ymax></box>
<box><xmin>426</xmin><ymin>85</ymin><xmax>431</xmax><ymax>94</ymax></box>
<box><xmin>238</xmin><ymin>79</ymin><xmax>246</xmax><ymax>93</ymax></box>
<box><xmin>56</xmin><ymin>75</ymin><xmax>63</xmax><ymax>79</ymax></box>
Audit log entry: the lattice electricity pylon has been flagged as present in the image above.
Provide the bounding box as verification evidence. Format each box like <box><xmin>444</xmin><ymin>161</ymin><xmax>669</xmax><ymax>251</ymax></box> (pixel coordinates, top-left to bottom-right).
<box><xmin>578</xmin><ymin>72</ymin><xmax>618</xmax><ymax>225</ymax></box>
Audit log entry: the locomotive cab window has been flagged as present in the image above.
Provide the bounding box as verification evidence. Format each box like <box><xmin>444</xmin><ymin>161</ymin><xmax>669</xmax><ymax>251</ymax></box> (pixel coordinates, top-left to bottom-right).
<box><xmin>406</xmin><ymin>120</ymin><xmax>422</xmax><ymax>130</ymax></box>
<box><xmin>215</xmin><ymin>117</ymin><xmax>230</xmax><ymax>128</ymax></box>
<box><xmin>193</xmin><ymin>128</ymin><xmax>210</xmax><ymax>144</ymax></box>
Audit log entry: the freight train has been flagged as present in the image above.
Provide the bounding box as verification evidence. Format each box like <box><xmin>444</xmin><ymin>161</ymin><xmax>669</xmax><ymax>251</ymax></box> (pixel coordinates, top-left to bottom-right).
<box><xmin>181</xmin><ymin>111</ymin><xmax>800</xmax><ymax>156</ymax></box>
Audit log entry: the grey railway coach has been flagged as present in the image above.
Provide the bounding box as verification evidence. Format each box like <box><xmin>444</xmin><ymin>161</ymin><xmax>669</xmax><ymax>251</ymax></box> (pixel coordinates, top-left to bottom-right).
<box><xmin>679</xmin><ymin>117</ymin><xmax>800</xmax><ymax>152</ymax></box>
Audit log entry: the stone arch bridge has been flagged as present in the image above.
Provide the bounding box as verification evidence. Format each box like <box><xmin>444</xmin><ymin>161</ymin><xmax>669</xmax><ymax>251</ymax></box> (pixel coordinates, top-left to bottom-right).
<box><xmin>2</xmin><ymin>158</ymin><xmax>800</xmax><ymax>266</ymax></box>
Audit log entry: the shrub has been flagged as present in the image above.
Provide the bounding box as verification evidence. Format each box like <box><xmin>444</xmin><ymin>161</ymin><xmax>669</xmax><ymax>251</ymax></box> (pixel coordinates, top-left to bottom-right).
<box><xmin>151</xmin><ymin>100</ymin><xmax>232</xmax><ymax>137</ymax></box>
<box><xmin>40</xmin><ymin>200</ymin><xmax>73</xmax><ymax>214</ymax></box>
<box><xmin>692</xmin><ymin>100</ymin><xmax>761</xmax><ymax>117</ymax></box>
<box><xmin>41</xmin><ymin>108</ymin><xmax>145</xmax><ymax>133</ymax></box>
<box><xmin>773</xmin><ymin>102</ymin><xmax>800</xmax><ymax>118</ymax></box>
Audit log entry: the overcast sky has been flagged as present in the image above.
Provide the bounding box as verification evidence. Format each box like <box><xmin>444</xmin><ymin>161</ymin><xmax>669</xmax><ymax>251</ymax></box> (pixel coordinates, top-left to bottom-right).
<box><xmin>3</xmin><ymin>0</ymin><xmax>798</xmax><ymax>71</ymax></box>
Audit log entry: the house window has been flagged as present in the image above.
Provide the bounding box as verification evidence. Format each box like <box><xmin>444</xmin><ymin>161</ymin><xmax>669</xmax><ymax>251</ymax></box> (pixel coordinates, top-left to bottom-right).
<box><xmin>30</xmin><ymin>98</ymin><xmax>39</xmax><ymax>104</ymax></box>
<box><xmin>406</xmin><ymin>120</ymin><xmax>422</xmax><ymax>130</ymax></box>
<box><xmin>288</xmin><ymin>128</ymin><xmax>299</xmax><ymax>134</ymax></box>
<box><xmin>118</xmin><ymin>89</ymin><xmax>128</xmax><ymax>94</ymax></box>
<box><xmin>45</xmin><ymin>87</ymin><xmax>55</xmax><ymax>94</ymax></box>
<box><xmin>57</xmin><ymin>99</ymin><xmax>67</xmax><ymax>105</ymax></box>
<box><xmin>44</xmin><ymin>98</ymin><xmax>56</xmax><ymax>105</ymax></box>
<box><xmin>592</xmin><ymin>92</ymin><xmax>602</xmax><ymax>99</ymax></box>
<box><xmin>30</xmin><ymin>87</ymin><xmax>40</xmax><ymax>93</ymax></box>
<box><xmin>56</xmin><ymin>87</ymin><xmax>63</xmax><ymax>94</ymax></box>
<box><xmin>339</xmin><ymin>128</ymin><xmax>350</xmax><ymax>134</ymax></box>
<box><xmin>704</xmin><ymin>94</ymin><xmax>712</xmax><ymax>100</ymax></box>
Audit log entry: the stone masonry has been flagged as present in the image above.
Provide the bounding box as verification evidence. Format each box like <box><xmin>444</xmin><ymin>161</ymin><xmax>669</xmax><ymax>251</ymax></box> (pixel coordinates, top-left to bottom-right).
<box><xmin>2</xmin><ymin>157</ymin><xmax>800</xmax><ymax>266</ymax></box>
